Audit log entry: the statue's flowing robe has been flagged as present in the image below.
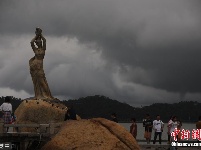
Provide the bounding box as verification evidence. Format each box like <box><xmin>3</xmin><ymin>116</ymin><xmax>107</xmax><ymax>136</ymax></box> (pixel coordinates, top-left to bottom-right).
<box><xmin>29</xmin><ymin>48</ymin><xmax>53</xmax><ymax>99</ymax></box>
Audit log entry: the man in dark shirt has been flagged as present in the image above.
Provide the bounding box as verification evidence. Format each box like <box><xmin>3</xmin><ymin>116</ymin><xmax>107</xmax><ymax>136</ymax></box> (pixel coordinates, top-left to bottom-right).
<box><xmin>111</xmin><ymin>113</ymin><xmax>118</xmax><ymax>123</ymax></box>
<box><xmin>143</xmin><ymin>114</ymin><xmax>153</xmax><ymax>144</ymax></box>
<box><xmin>64</xmin><ymin>106</ymin><xmax>77</xmax><ymax>120</ymax></box>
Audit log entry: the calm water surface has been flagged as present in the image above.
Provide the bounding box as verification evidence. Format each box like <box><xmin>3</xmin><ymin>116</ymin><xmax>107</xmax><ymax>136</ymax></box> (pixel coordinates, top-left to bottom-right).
<box><xmin>120</xmin><ymin>123</ymin><xmax>196</xmax><ymax>140</ymax></box>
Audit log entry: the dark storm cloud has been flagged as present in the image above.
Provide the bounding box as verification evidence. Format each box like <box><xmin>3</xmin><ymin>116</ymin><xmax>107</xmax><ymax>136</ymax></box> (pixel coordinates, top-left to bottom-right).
<box><xmin>0</xmin><ymin>0</ymin><xmax>201</xmax><ymax>105</ymax></box>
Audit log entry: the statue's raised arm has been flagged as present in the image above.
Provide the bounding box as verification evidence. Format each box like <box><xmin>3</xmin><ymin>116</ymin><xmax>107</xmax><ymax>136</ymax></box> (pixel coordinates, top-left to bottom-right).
<box><xmin>30</xmin><ymin>35</ymin><xmax>37</xmax><ymax>50</ymax></box>
<box><xmin>41</xmin><ymin>34</ymin><xmax>46</xmax><ymax>50</ymax></box>
<box><xmin>30</xmin><ymin>28</ymin><xmax>46</xmax><ymax>51</ymax></box>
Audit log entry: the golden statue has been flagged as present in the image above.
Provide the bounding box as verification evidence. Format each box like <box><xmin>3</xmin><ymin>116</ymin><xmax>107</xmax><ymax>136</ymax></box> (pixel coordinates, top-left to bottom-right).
<box><xmin>29</xmin><ymin>28</ymin><xmax>54</xmax><ymax>100</ymax></box>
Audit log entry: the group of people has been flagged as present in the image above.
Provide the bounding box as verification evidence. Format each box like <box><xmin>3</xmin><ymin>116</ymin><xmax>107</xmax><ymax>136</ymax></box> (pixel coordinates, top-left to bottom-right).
<box><xmin>129</xmin><ymin>114</ymin><xmax>201</xmax><ymax>145</ymax></box>
<box><xmin>109</xmin><ymin>112</ymin><xmax>188</xmax><ymax>144</ymax></box>
<box><xmin>143</xmin><ymin>114</ymin><xmax>183</xmax><ymax>144</ymax></box>
<box><xmin>110</xmin><ymin>113</ymin><xmax>165</xmax><ymax>143</ymax></box>
<box><xmin>167</xmin><ymin>116</ymin><xmax>182</xmax><ymax>143</ymax></box>
<box><xmin>143</xmin><ymin>114</ymin><xmax>168</xmax><ymax>144</ymax></box>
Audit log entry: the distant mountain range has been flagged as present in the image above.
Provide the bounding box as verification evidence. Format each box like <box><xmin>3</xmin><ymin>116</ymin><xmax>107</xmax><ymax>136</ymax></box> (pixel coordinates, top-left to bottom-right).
<box><xmin>62</xmin><ymin>95</ymin><xmax>200</xmax><ymax>122</ymax></box>
<box><xmin>0</xmin><ymin>95</ymin><xmax>200</xmax><ymax>122</ymax></box>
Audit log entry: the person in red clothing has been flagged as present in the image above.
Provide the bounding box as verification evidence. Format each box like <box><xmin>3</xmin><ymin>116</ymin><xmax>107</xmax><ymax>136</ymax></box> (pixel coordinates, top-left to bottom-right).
<box><xmin>130</xmin><ymin>118</ymin><xmax>137</xmax><ymax>139</ymax></box>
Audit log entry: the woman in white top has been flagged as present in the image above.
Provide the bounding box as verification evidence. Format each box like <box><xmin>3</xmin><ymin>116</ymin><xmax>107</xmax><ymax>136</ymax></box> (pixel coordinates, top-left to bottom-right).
<box><xmin>168</xmin><ymin>116</ymin><xmax>178</xmax><ymax>142</ymax></box>
<box><xmin>169</xmin><ymin>116</ymin><xmax>178</xmax><ymax>134</ymax></box>
<box><xmin>167</xmin><ymin>116</ymin><xmax>173</xmax><ymax>144</ymax></box>
<box><xmin>0</xmin><ymin>96</ymin><xmax>12</xmax><ymax>131</ymax></box>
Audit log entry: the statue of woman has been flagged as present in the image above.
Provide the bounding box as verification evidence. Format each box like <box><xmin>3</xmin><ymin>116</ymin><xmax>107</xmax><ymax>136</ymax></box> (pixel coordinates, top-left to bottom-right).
<box><xmin>29</xmin><ymin>28</ymin><xmax>54</xmax><ymax>100</ymax></box>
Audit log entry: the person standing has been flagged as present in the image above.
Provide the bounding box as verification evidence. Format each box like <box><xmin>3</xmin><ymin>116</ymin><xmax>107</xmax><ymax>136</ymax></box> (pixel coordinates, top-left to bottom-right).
<box><xmin>153</xmin><ymin>115</ymin><xmax>164</xmax><ymax>144</ymax></box>
<box><xmin>0</xmin><ymin>96</ymin><xmax>12</xmax><ymax>132</ymax></box>
<box><xmin>143</xmin><ymin>114</ymin><xmax>147</xmax><ymax>128</ymax></box>
<box><xmin>167</xmin><ymin>116</ymin><xmax>173</xmax><ymax>144</ymax></box>
<box><xmin>196</xmin><ymin>116</ymin><xmax>201</xmax><ymax>129</ymax></box>
<box><xmin>64</xmin><ymin>106</ymin><xmax>77</xmax><ymax>120</ymax></box>
<box><xmin>130</xmin><ymin>118</ymin><xmax>137</xmax><ymax>139</ymax></box>
<box><xmin>177</xmin><ymin>118</ymin><xmax>182</xmax><ymax>141</ymax></box>
<box><xmin>143</xmin><ymin>114</ymin><xmax>153</xmax><ymax>144</ymax></box>
<box><xmin>196</xmin><ymin>116</ymin><xmax>201</xmax><ymax>144</ymax></box>
<box><xmin>169</xmin><ymin>116</ymin><xmax>178</xmax><ymax>141</ymax></box>
<box><xmin>111</xmin><ymin>113</ymin><xmax>118</xmax><ymax>123</ymax></box>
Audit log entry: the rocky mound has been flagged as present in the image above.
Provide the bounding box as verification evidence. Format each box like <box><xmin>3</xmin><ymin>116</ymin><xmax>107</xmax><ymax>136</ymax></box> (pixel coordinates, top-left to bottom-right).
<box><xmin>15</xmin><ymin>99</ymin><xmax>67</xmax><ymax>124</ymax></box>
<box><xmin>42</xmin><ymin>118</ymin><xmax>140</xmax><ymax>150</ymax></box>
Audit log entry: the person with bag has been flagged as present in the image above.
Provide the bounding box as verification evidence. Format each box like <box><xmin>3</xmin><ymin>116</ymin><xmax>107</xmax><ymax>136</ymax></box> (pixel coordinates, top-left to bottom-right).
<box><xmin>143</xmin><ymin>114</ymin><xmax>153</xmax><ymax>144</ymax></box>
<box><xmin>153</xmin><ymin>115</ymin><xmax>164</xmax><ymax>144</ymax></box>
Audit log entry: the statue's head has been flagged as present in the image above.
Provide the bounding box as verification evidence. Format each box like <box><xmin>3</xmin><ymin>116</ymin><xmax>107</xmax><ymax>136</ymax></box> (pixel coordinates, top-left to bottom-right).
<box><xmin>35</xmin><ymin>27</ymin><xmax>42</xmax><ymax>36</ymax></box>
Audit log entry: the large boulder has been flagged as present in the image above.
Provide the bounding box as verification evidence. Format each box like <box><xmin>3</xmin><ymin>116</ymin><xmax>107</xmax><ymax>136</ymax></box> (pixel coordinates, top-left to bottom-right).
<box><xmin>42</xmin><ymin>118</ymin><xmax>140</xmax><ymax>150</ymax></box>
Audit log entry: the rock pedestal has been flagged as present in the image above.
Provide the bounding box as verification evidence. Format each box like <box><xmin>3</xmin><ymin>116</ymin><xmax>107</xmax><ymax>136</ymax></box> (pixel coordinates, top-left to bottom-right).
<box><xmin>42</xmin><ymin>118</ymin><xmax>140</xmax><ymax>150</ymax></box>
<box><xmin>14</xmin><ymin>99</ymin><xmax>67</xmax><ymax>131</ymax></box>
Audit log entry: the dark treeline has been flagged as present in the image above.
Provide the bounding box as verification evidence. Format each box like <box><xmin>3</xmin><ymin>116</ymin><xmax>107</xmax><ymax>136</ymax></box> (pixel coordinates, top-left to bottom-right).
<box><xmin>63</xmin><ymin>95</ymin><xmax>201</xmax><ymax>123</ymax></box>
<box><xmin>0</xmin><ymin>95</ymin><xmax>200</xmax><ymax>123</ymax></box>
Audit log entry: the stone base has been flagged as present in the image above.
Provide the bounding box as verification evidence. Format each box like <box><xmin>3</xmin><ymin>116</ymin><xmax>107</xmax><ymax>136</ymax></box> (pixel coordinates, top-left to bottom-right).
<box><xmin>42</xmin><ymin>118</ymin><xmax>140</xmax><ymax>150</ymax></box>
<box><xmin>14</xmin><ymin>99</ymin><xmax>67</xmax><ymax>132</ymax></box>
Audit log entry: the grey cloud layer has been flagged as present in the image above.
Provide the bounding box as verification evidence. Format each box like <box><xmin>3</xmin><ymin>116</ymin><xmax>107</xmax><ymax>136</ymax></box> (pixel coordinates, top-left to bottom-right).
<box><xmin>0</xmin><ymin>0</ymin><xmax>201</xmax><ymax>105</ymax></box>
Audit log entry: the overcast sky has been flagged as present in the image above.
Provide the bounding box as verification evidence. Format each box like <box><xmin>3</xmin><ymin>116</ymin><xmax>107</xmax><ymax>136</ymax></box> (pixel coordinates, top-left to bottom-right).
<box><xmin>0</xmin><ymin>0</ymin><xmax>201</xmax><ymax>106</ymax></box>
